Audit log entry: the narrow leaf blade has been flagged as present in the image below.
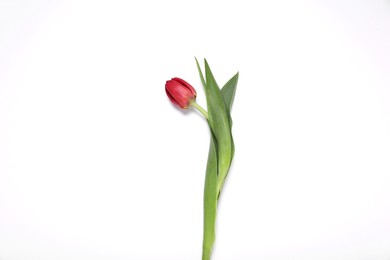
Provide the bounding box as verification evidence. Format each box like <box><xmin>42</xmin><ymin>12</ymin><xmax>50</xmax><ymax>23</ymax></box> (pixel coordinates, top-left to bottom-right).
<box><xmin>221</xmin><ymin>72</ymin><xmax>239</xmax><ymax>114</ymax></box>
<box><xmin>220</xmin><ymin>72</ymin><xmax>239</xmax><ymax>166</ymax></box>
<box><xmin>195</xmin><ymin>57</ymin><xmax>207</xmax><ymax>90</ymax></box>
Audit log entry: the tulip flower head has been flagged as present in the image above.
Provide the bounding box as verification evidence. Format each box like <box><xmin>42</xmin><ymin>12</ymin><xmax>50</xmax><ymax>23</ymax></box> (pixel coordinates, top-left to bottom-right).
<box><xmin>165</xmin><ymin>77</ymin><xmax>197</xmax><ymax>109</ymax></box>
<box><xmin>166</xmin><ymin>77</ymin><xmax>209</xmax><ymax>119</ymax></box>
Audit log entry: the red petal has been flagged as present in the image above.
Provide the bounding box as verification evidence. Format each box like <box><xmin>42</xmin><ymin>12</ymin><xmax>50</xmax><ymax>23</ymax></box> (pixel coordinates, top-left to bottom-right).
<box><xmin>171</xmin><ymin>77</ymin><xmax>197</xmax><ymax>97</ymax></box>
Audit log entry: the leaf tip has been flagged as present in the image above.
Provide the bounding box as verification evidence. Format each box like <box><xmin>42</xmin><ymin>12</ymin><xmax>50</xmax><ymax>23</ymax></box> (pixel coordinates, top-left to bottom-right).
<box><xmin>204</xmin><ymin>58</ymin><xmax>209</xmax><ymax>67</ymax></box>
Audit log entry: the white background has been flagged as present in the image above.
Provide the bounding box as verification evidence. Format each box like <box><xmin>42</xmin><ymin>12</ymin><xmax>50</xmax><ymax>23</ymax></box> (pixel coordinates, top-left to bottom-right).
<box><xmin>1</xmin><ymin>1</ymin><xmax>390</xmax><ymax>259</ymax></box>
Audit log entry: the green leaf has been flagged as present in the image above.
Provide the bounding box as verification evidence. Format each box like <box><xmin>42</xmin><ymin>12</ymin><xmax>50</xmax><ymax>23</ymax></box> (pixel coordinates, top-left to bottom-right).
<box><xmin>221</xmin><ymin>72</ymin><xmax>239</xmax><ymax>114</ymax></box>
<box><xmin>197</xmin><ymin>59</ymin><xmax>239</xmax><ymax>259</ymax></box>
<box><xmin>195</xmin><ymin>57</ymin><xmax>206</xmax><ymax>90</ymax></box>
<box><xmin>203</xmin><ymin>59</ymin><xmax>233</xmax><ymax>194</ymax></box>
<box><xmin>220</xmin><ymin>72</ymin><xmax>239</xmax><ymax>174</ymax></box>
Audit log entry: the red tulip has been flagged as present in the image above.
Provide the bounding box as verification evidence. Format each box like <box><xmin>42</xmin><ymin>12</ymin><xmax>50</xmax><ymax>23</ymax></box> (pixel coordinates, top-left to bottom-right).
<box><xmin>165</xmin><ymin>77</ymin><xmax>197</xmax><ymax>109</ymax></box>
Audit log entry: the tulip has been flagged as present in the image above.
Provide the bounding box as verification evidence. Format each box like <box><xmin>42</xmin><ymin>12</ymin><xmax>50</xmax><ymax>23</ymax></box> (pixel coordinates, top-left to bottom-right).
<box><xmin>166</xmin><ymin>59</ymin><xmax>238</xmax><ymax>260</ymax></box>
<box><xmin>165</xmin><ymin>77</ymin><xmax>197</xmax><ymax>109</ymax></box>
<box><xmin>166</xmin><ymin>77</ymin><xmax>208</xmax><ymax>119</ymax></box>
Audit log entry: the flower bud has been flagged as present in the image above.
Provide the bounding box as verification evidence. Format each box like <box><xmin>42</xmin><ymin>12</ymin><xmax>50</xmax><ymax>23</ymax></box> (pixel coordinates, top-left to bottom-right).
<box><xmin>165</xmin><ymin>77</ymin><xmax>197</xmax><ymax>109</ymax></box>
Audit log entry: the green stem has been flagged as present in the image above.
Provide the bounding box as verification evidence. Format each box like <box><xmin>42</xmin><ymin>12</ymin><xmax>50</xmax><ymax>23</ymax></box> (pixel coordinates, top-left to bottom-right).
<box><xmin>202</xmin><ymin>133</ymin><xmax>218</xmax><ymax>260</ymax></box>
<box><xmin>191</xmin><ymin>101</ymin><xmax>209</xmax><ymax>120</ymax></box>
<box><xmin>202</xmin><ymin>246</ymin><xmax>212</xmax><ymax>260</ymax></box>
